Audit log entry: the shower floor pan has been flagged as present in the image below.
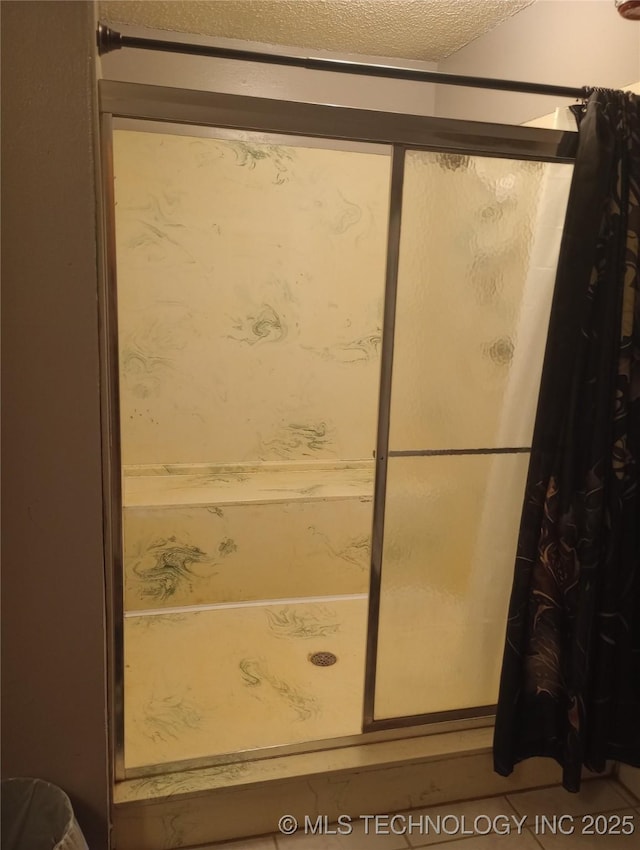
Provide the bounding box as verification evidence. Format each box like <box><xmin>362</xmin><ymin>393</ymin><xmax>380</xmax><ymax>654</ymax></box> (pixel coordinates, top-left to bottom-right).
<box><xmin>124</xmin><ymin>597</ymin><xmax>368</xmax><ymax>769</ymax></box>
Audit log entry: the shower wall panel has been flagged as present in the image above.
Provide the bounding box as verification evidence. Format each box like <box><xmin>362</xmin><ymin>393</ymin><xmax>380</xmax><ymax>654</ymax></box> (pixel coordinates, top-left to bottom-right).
<box><xmin>113</xmin><ymin>128</ymin><xmax>391</xmax><ymax>615</ymax></box>
<box><xmin>123</xmin><ymin>465</ymin><xmax>373</xmax><ymax>609</ymax></box>
<box><xmin>113</xmin><ymin>125</ymin><xmax>391</xmax><ymax>765</ymax></box>
<box><xmin>124</xmin><ymin>598</ymin><xmax>368</xmax><ymax>768</ymax></box>
<box><xmin>113</xmin><ymin>129</ymin><xmax>389</xmax><ymax>467</ymax></box>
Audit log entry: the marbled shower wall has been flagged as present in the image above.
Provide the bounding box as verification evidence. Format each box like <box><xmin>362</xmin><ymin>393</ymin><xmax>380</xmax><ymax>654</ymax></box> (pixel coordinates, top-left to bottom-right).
<box><xmin>113</xmin><ymin>128</ymin><xmax>391</xmax><ymax>610</ymax></box>
<box><xmin>114</xmin><ymin>126</ymin><xmax>573</xmax><ymax>737</ymax></box>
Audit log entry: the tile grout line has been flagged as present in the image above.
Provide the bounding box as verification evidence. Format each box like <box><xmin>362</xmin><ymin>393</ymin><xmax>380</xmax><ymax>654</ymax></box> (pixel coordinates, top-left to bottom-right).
<box><xmin>502</xmin><ymin>792</ymin><xmax>524</xmax><ymax>818</ymax></box>
<box><xmin>613</xmin><ymin>776</ymin><xmax>640</xmax><ymax>807</ymax></box>
<box><xmin>527</xmin><ymin>825</ymin><xmax>547</xmax><ymax>849</ymax></box>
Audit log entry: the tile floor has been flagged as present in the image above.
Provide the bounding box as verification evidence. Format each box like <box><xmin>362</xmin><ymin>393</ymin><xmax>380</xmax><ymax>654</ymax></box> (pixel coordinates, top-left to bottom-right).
<box><xmin>190</xmin><ymin>778</ymin><xmax>640</xmax><ymax>850</ymax></box>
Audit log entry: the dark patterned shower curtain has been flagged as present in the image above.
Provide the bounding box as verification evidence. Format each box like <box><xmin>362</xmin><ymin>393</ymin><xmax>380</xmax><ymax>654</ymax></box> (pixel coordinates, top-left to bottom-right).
<box><xmin>493</xmin><ymin>90</ymin><xmax>640</xmax><ymax>792</ymax></box>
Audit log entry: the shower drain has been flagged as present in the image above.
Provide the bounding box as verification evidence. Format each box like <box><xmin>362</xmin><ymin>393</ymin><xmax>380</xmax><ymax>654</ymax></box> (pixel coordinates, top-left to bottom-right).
<box><xmin>309</xmin><ymin>651</ymin><xmax>337</xmax><ymax>667</ymax></box>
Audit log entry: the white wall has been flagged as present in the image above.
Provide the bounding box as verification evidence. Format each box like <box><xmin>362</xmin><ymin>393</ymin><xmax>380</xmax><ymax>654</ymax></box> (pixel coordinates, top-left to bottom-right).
<box><xmin>436</xmin><ymin>0</ymin><xmax>640</xmax><ymax>125</ymax></box>
<box><xmin>1</xmin><ymin>2</ymin><xmax>110</xmax><ymax>847</ymax></box>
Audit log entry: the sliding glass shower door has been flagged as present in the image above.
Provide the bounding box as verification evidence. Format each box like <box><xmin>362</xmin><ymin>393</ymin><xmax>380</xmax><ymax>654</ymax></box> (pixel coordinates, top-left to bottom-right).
<box><xmin>101</xmin><ymin>83</ymin><xmax>576</xmax><ymax>775</ymax></box>
<box><xmin>368</xmin><ymin>149</ymin><xmax>573</xmax><ymax>724</ymax></box>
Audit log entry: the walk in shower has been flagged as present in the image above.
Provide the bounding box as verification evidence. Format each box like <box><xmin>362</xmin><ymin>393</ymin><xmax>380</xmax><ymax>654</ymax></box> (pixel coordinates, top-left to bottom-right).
<box><xmin>101</xmin><ymin>83</ymin><xmax>575</xmax><ymax>777</ymax></box>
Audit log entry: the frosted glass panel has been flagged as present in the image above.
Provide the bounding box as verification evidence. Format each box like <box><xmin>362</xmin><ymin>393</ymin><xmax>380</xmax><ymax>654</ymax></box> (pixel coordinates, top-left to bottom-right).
<box><xmin>374</xmin><ymin>453</ymin><xmax>530</xmax><ymax>719</ymax></box>
<box><xmin>113</xmin><ymin>129</ymin><xmax>390</xmax><ymax>466</ymax></box>
<box><xmin>389</xmin><ymin>152</ymin><xmax>572</xmax><ymax>450</ymax></box>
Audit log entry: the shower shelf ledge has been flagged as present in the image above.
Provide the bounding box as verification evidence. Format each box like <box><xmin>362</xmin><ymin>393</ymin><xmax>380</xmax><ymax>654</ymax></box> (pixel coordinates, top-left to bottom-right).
<box><xmin>122</xmin><ymin>460</ymin><xmax>375</xmax><ymax>509</ymax></box>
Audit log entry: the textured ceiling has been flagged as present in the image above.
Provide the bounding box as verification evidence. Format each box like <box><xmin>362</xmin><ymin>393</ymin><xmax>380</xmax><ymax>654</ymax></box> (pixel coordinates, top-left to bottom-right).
<box><xmin>98</xmin><ymin>0</ymin><xmax>537</xmax><ymax>61</ymax></box>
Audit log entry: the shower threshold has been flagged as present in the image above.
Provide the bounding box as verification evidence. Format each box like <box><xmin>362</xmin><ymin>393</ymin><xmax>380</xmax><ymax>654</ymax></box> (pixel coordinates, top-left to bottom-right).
<box><xmin>112</xmin><ymin>725</ymin><xmax>582</xmax><ymax>850</ymax></box>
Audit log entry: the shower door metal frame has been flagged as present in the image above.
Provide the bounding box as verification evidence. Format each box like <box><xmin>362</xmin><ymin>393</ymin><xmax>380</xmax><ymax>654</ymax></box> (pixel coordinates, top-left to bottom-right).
<box><xmin>98</xmin><ymin>79</ymin><xmax>577</xmax><ymax>779</ymax></box>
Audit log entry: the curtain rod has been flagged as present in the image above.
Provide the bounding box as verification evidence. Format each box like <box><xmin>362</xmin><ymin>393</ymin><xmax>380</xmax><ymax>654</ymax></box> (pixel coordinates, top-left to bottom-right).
<box><xmin>97</xmin><ymin>24</ymin><xmax>594</xmax><ymax>101</ymax></box>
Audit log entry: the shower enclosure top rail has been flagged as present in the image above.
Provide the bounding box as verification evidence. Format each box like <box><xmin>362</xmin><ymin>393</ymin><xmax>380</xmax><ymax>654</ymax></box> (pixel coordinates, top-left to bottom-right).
<box><xmin>96</xmin><ymin>23</ymin><xmax>599</xmax><ymax>102</ymax></box>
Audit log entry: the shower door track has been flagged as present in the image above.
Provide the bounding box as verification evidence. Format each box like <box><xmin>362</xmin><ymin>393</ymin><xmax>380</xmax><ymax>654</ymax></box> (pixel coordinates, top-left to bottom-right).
<box><xmin>98</xmin><ymin>80</ymin><xmax>577</xmax><ymax>780</ymax></box>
